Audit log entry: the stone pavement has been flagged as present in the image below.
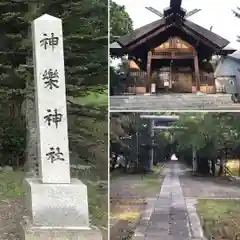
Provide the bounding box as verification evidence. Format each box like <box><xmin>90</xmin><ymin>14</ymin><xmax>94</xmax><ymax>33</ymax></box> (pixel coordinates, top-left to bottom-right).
<box><xmin>133</xmin><ymin>163</ymin><xmax>205</xmax><ymax>240</ymax></box>
<box><xmin>110</xmin><ymin>94</ymin><xmax>240</xmax><ymax>111</ymax></box>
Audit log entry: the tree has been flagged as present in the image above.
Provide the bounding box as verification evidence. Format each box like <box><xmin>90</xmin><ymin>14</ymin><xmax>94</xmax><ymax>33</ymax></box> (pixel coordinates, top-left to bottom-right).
<box><xmin>0</xmin><ymin>1</ymin><xmax>33</xmax><ymax>103</ymax></box>
<box><xmin>233</xmin><ymin>7</ymin><xmax>240</xmax><ymax>42</ymax></box>
<box><xmin>0</xmin><ymin>1</ymin><xmax>108</xmax><ymax>176</ymax></box>
<box><xmin>171</xmin><ymin>113</ymin><xmax>240</xmax><ymax>175</ymax></box>
<box><xmin>0</xmin><ymin>2</ymin><xmax>41</xmax><ymax>173</ymax></box>
<box><xmin>110</xmin><ymin>0</ymin><xmax>133</xmax><ymax>42</ymax></box>
<box><xmin>41</xmin><ymin>0</ymin><xmax>108</xmax><ymax>92</ymax></box>
<box><xmin>110</xmin><ymin>112</ymin><xmax>140</xmax><ymax>171</ymax></box>
<box><xmin>110</xmin><ymin>1</ymin><xmax>133</xmax><ymax>94</ymax></box>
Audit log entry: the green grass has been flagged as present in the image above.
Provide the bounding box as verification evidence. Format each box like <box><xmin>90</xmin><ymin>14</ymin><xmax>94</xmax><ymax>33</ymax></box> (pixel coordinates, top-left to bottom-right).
<box><xmin>138</xmin><ymin>163</ymin><xmax>164</xmax><ymax>190</ymax></box>
<box><xmin>84</xmin><ymin>180</ymin><xmax>108</xmax><ymax>240</ymax></box>
<box><xmin>197</xmin><ymin>199</ymin><xmax>240</xmax><ymax>239</ymax></box>
<box><xmin>86</xmin><ymin>180</ymin><xmax>108</xmax><ymax>227</ymax></box>
<box><xmin>225</xmin><ymin>159</ymin><xmax>240</xmax><ymax>176</ymax></box>
<box><xmin>73</xmin><ymin>89</ymin><xmax>108</xmax><ymax>107</ymax></box>
<box><xmin>0</xmin><ymin>170</ymin><xmax>24</xmax><ymax>200</ymax></box>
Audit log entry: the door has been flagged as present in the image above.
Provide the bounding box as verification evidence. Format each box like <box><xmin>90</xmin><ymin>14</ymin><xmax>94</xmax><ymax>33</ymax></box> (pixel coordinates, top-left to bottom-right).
<box><xmin>172</xmin><ymin>72</ymin><xmax>192</xmax><ymax>92</ymax></box>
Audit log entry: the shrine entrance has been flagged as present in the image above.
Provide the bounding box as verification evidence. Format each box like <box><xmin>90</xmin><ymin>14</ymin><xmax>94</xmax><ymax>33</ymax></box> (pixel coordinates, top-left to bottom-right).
<box><xmin>153</xmin><ymin>61</ymin><xmax>194</xmax><ymax>93</ymax></box>
<box><xmin>148</xmin><ymin>37</ymin><xmax>199</xmax><ymax>93</ymax></box>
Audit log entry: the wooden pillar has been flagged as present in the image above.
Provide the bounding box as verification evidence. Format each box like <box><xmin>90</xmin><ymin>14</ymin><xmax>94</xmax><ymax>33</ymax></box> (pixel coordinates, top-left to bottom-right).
<box><xmin>147</xmin><ymin>51</ymin><xmax>152</xmax><ymax>93</ymax></box>
<box><xmin>194</xmin><ymin>51</ymin><xmax>200</xmax><ymax>91</ymax></box>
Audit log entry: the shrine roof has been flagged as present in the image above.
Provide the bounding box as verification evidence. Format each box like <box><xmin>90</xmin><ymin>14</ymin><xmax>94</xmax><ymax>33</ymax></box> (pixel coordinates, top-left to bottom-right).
<box><xmin>117</xmin><ymin>18</ymin><xmax>229</xmax><ymax>50</ymax></box>
<box><xmin>230</xmin><ymin>50</ymin><xmax>240</xmax><ymax>60</ymax></box>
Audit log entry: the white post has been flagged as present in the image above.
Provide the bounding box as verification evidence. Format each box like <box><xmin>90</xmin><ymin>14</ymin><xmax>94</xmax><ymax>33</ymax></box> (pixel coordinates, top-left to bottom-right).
<box><xmin>32</xmin><ymin>14</ymin><xmax>70</xmax><ymax>184</ymax></box>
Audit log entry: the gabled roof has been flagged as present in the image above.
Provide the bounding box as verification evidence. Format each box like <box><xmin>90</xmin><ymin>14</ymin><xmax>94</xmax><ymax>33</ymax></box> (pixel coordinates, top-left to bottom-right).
<box><xmin>117</xmin><ymin>18</ymin><xmax>229</xmax><ymax>49</ymax></box>
<box><xmin>229</xmin><ymin>50</ymin><xmax>240</xmax><ymax>60</ymax></box>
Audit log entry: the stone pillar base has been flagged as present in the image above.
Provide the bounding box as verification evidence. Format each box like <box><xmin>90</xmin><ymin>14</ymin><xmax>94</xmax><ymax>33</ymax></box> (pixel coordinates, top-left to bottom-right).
<box><xmin>20</xmin><ymin>216</ymin><xmax>102</xmax><ymax>240</ymax></box>
<box><xmin>23</xmin><ymin>178</ymin><xmax>89</xmax><ymax>227</ymax></box>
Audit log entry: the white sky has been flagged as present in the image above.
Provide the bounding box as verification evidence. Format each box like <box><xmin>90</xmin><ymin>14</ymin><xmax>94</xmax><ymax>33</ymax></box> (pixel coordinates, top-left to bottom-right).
<box><xmin>114</xmin><ymin>0</ymin><xmax>240</xmax><ymax>50</ymax></box>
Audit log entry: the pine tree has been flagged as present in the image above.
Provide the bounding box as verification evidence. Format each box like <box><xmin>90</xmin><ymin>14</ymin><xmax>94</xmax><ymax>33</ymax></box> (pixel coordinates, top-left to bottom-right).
<box><xmin>0</xmin><ymin>1</ymin><xmax>34</xmax><ymax>103</ymax></box>
<box><xmin>41</xmin><ymin>0</ymin><xmax>108</xmax><ymax>95</ymax></box>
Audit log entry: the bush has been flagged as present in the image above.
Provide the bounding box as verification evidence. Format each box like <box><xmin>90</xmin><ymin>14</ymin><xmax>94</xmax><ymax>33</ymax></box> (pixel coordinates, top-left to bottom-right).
<box><xmin>0</xmin><ymin>113</ymin><xmax>25</xmax><ymax>167</ymax></box>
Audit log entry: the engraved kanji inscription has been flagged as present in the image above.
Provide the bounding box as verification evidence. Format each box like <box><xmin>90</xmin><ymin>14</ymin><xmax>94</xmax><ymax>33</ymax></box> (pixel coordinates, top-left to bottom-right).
<box><xmin>40</xmin><ymin>33</ymin><xmax>59</xmax><ymax>51</ymax></box>
<box><xmin>46</xmin><ymin>147</ymin><xmax>64</xmax><ymax>163</ymax></box>
<box><xmin>44</xmin><ymin>109</ymin><xmax>63</xmax><ymax>128</ymax></box>
<box><xmin>42</xmin><ymin>69</ymin><xmax>59</xmax><ymax>89</ymax></box>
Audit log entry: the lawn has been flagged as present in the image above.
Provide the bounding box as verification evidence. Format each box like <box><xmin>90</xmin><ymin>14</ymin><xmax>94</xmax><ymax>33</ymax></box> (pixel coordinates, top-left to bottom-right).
<box><xmin>71</xmin><ymin>88</ymin><xmax>108</xmax><ymax>107</ymax></box>
<box><xmin>197</xmin><ymin>199</ymin><xmax>240</xmax><ymax>240</ymax></box>
<box><xmin>225</xmin><ymin>159</ymin><xmax>240</xmax><ymax>176</ymax></box>
<box><xmin>111</xmin><ymin>172</ymin><xmax>161</xmax><ymax>221</ymax></box>
<box><xmin>110</xmin><ymin>164</ymin><xmax>164</xmax><ymax>240</ymax></box>
<box><xmin>0</xmin><ymin>170</ymin><xmax>24</xmax><ymax>200</ymax></box>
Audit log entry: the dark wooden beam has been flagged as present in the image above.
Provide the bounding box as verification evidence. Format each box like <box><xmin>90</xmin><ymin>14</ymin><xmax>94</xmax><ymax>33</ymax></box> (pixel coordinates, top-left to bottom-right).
<box><xmin>147</xmin><ymin>51</ymin><xmax>152</xmax><ymax>92</ymax></box>
<box><xmin>170</xmin><ymin>0</ymin><xmax>182</xmax><ymax>10</ymax></box>
<box><xmin>151</xmin><ymin>55</ymin><xmax>194</xmax><ymax>59</ymax></box>
<box><xmin>127</xmin><ymin>24</ymin><xmax>173</xmax><ymax>51</ymax></box>
<box><xmin>127</xmin><ymin>23</ymin><xmax>220</xmax><ymax>54</ymax></box>
<box><xmin>182</xmin><ymin>25</ymin><xmax>219</xmax><ymax>52</ymax></box>
<box><xmin>153</xmin><ymin>48</ymin><xmax>194</xmax><ymax>53</ymax></box>
<box><xmin>194</xmin><ymin>50</ymin><xmax>200</xmax><ymax>91</ymax></box>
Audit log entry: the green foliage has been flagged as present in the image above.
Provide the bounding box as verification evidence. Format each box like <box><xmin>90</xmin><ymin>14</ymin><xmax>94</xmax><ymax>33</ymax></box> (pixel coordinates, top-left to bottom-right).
<box><xmin>41</xmin><ymin>0</ymin><xmax>108</xmax><ymax>92</ymax></box>
<box><xmin>0</xmin><ymin>1</ymin><xmax>108</xmax><ymax>102</ymax></box>
<box><xmin>171</xmin><ymin>113</ymin><xmax>240</xmax><ymax>156</ymax></box>
<box><xmin>0</xmin><ymin>170</ymin><xmax>24</xmax><ymax>199</ymax></box>
<box><xmin>0</xmin><ymin>1</ymin><xmax>33</xmax><ymax>102</ymax></box>
<box><xmin>110</xmin><ymin>113</ymin><xmax>140</xmax><ymax>150</ymax></box>
<box><xmin>86</xmin><ymin>180</ymin><xmax>108</xmax><ymax>228</ymax></box>
<box><xmin>0</xmin><ymin>113</ymin><xmax>25</xmax><ymax>166</ymax></box>
<box><xmin>68</xmin><ymin>114</ymin><xmax>107</xmax><ymax>180</ymax></box>
<box><xmin>72</xmin><ymin>87</ymin><xmax>108</xmax><ymax>107</ymax></box>
<box><xmin>110</xmin><ymin>0</ymin><xmax>133</xmax><ymax>42</ymax></box>
<box><xmin>197</xmin><ymin>199</ymin><xmax>240</xmax><ymax>240</ymax></box>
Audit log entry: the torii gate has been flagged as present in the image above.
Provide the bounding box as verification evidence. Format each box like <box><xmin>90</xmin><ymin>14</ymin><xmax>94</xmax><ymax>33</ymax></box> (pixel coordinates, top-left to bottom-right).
<box><xmin>140</xmin><ymin>115</ymin><xmax>181</xmax><ymax>170</ymax></box>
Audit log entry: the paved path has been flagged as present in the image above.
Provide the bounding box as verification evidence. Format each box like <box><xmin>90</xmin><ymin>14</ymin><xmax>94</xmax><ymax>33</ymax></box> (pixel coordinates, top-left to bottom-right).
<box><xmin>133</xmin><ymin>163</ymin><xmax>204</xmax><ymax>240</ymax></box>
<box><xmin>110</xmin><ymin>94</ymin><xmax>240</xmax><ymax>111</ymax></box>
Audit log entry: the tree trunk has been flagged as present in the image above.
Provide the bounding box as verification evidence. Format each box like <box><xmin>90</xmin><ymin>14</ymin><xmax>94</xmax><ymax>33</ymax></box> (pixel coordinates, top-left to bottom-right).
<box><xmin>197</xmin><ymin>156</ymin><xmax>210</xmax><ymax>175</ymax></box>
<box><xmin>23</xmin><ymin>80</ymin><xmax>38</xmax><ymax>177</ymax></box>
<box><xmin>23</xmin><ymin>3</ymin><xmax>42</xmax><ymax>177</ymax></box>
<box><xmin>211</xmin><ymin>158</ymin><xmax>216</xmax><ymax>176</ymax></box>
<box><xmin>218</xmin><ymin>157</ymin><xmax>224</xmax><ymax>176</ymax></box>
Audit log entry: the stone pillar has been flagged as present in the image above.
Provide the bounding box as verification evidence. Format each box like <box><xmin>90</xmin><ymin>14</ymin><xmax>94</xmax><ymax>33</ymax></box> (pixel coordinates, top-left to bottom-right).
<box><xmin>20</xmin><ymin>14</ymin><xmax>102</xmax><ymax>240</ymax></box>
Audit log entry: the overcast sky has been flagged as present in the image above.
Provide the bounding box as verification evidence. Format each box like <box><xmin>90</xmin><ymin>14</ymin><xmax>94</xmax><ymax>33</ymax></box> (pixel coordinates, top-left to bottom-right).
<box><xmin>113</xmin><ymin>0</ymin><xmax>240</xmax><ymax>50</ymax></box>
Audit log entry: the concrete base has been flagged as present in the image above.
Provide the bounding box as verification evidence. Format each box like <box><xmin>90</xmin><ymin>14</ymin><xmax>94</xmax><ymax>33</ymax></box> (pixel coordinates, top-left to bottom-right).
<box><xmin>20</xmin><ymin>216</ymin><xmax>102</xmax><ymax>240</ymax></box>
<box><xmin>23</xmin><ymin>178</ymin><xmax>89</xmax><ymax>227</ymax></box>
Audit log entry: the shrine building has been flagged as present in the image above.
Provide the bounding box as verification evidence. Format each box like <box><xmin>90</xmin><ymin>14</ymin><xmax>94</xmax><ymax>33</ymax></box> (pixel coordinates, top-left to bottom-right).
<box><xmin>110</xmin><ymin>0</ymin><xmax>236</xmax><ymax>94</ymax></box>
